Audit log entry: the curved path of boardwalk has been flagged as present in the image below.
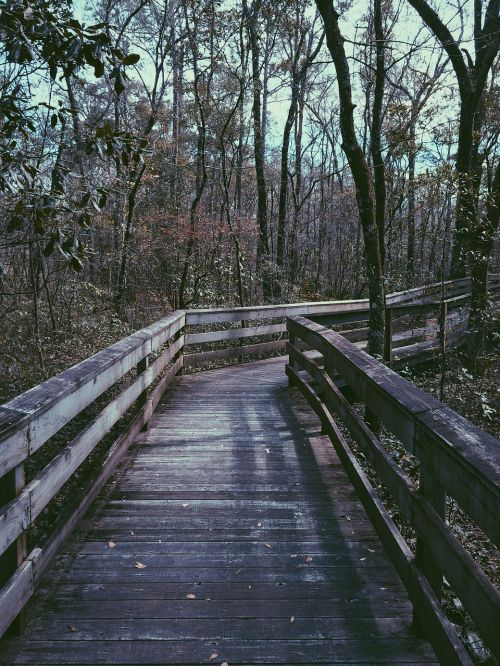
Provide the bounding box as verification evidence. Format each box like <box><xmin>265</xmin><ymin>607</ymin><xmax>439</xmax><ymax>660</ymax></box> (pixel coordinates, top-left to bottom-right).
<box><xmin>0</xmin><ymin>357</ymin><xmax>437</xmax><ymax>665</ymax></box>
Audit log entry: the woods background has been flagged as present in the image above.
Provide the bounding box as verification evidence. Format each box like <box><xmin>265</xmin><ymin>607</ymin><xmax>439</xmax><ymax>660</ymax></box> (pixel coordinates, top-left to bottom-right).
<box><xmin>0</xmin><ymin>0</ymin><xmax>499</xmax><ymax>397</ymax></box>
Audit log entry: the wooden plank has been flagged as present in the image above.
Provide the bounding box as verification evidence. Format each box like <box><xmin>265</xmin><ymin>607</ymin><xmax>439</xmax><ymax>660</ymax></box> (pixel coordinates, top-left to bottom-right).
<box><xmin>0</xmin><ymin>638</ymin><xmax>439</xmax><ymax>664</ymax></box>
<box><xmin>0</xmin><ymin>549</ymin><xmax>39</xmax><ymax>638</ymax></box>
<box><xmin>185</xmin><ymin>323</ymin><xmax>286</xmax><ymax>345</ymax></box>
<box><xmin>32</xmin><ymin>579</ymin><xmax>405</xmax><ymax>601</ymax></box>
<box><xmin>184</xmin><ymin>340</ymin><xmax>286</xmax><ymax>367</ymax></box>
<box><xmin>185</xmin><ymin>299</ymin><xmax>369</xmax><ymax>324</ymax></box>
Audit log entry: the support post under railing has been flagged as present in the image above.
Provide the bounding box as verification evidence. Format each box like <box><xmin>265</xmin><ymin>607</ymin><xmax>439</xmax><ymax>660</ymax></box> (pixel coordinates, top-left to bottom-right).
<box><xmin>439</xmin><ymin>300</ymin><xmax>448</xmax><ymax>352</ymax></box>
<box><xmin>288</xmin><ymin>327</ymin><xmax>297</xmax><ymax>386</ymax></box>
<box><xmin>414</xmin><ymin>459</ymin><xmax>446</xmax><ymax>634</ymax></box>
<box><xmin>0</xmin><ymin>463</ymin><xmax>27</xmax><ymax>635</ymax></box>
<box><xmin>384</xmin><ymin>307</ymin><xmax>393</xmax><ymax>365</ymax></box>
<box><xmin>136</xmin><ymin>354</ymin><xmax>149</xmax><ymax>429</ymax></box>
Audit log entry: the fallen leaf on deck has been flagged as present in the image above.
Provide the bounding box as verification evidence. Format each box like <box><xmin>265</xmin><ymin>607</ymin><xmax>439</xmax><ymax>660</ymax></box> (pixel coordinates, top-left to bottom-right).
<box><xmin>344</xmin><ymin>515</ymin><xmax>351</xmax><ymax>522</ymax></box>
<box><xmin>264</xmin><ymin>543</ymin><xmax>273</xmax><ymax>549</ymax></box>
<box><xmin>186</xmin><ymin>593</ymin><xmax>196</xmax><ymax>599</ymax></box>
<box><xmin>366</xmin><ymin>548</ymin><xmax>375</xmax><ymax>553</ymax></box>
<box><xmin>306</xmin><ymin>556</ymin><xmax>313</xmax><ymax>563</ymax></box>
<box><xmin>290</xmin><ymin>554</ymin><xmax>297</xmax><ymax>558</ymax></box>
<box><xmin>221</xmin><ymin>662</ymin><xmax>229</xmax><ymax>666</ymax></box>
<box><xmin>130</xmin><ymin>531</ymin><xmax>135</xmax><ymax>535</ymax></box>
<box><xmin>209</xmin><ymin>652</ymin><xmax>218</xmax><ymax>661</ymax></box>
<box><xmin>67</xmin><ymin>625</ymin><xmax>76</xmax><ymax>632</ymax></box>
<box><xmin>257</xmin><ymin>522</ymin><xmax>263</xmax><ymax>527</ymax></box>
<box><xmin>265</xmin><ymin>448</ymin><xmax>270</xmax><ymax>454</ymax></box>
<box><xmin>107</xmin><ymin>541</ymin><xmax>116</xmax><ymax>549</ymax></box>
<box><xmin>182</xmin><ymin>503</ymin><xmax>189</xmax><ymax>508</ymax></box>
<box><xmin>360</xmin><ymin>557</ymin><xmax>366</xmax><ymax>561</ymax></box>
<box><xmin>134</xmin><ymin>561</ymin><xmax>146</xmax><ymax>569</ymax></box>
<box><xmin>290</xmin><ymin>616</ymin><xmax>295</xmax><ymax>623</ymax></box>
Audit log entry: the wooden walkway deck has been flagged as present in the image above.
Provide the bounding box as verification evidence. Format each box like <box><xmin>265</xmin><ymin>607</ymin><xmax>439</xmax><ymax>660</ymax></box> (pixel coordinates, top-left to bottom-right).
<box><xmin>0</xmin><ymin>357</ymin><xmax>437</xmax><ymax>665</ymax></box>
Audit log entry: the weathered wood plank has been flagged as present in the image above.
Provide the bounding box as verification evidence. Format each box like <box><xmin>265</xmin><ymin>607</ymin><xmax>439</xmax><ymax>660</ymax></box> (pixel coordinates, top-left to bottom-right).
<box><xmin>0</xmin><ymin>638</ymin><xmax>439</xmax><ymax>664</ymax></box>
<box><xmin>185</xmin><ymin>323</ymin><xmax>286</xmax><ymax>345</ymax></box>
<box><xmin>184</xmin><ymin>340</ymin><xmax>286</xmax><ymax>366</ymax></box>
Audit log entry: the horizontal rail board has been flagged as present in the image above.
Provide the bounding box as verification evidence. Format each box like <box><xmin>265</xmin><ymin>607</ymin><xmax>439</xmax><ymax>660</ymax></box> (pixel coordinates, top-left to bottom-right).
<box><xmin>185</xmin><ymin>323</ymin><xmax>286</xmax><ymax>345</ymax></box>
<box><xmin>184</xmin><ymin>340</ymin><xmax>286</xmax><ymax>367</ymax></box>
<box><xmin>185</xmin><ymin>300</ymin><xmax>369</xmax><ymax>325</ymax></box>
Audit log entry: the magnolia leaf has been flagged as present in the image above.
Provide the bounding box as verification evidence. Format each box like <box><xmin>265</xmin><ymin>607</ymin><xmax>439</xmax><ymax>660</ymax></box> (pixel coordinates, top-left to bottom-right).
<box><xmin>122</xmin><ymin>53</ymin><xmax>140</xmax><ymax>65</ymax></box>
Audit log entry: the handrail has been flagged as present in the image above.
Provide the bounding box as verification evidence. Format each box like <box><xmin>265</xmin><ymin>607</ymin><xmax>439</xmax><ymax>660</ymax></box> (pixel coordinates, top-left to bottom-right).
<box><xmin>285</xmin><ymin>315</ymin><xmax>500</xmax><ymax>665</ymax></box>
<box><xmin>0</xmin><ymin>275</ymin><xmax>498</xmax><ymax>639</ymax></box>
<box><xmin>0</xmin><ymin>311</ymin><xmax>185</xmax><ymax>636</ymax></box>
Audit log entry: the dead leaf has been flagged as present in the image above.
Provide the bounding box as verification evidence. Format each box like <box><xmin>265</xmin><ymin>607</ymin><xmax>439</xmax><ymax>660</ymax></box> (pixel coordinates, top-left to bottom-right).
<box><xmin>360</xmin><ymin>557</ymin><xmax>366</xmax><ymax>561</ymax></box>
<box><xmin>290</xmin><ymin>554</ymin><xmax>297</xmax><ymax>558</ymax></box>
<box><xmin>182</xmin><ymin>503</ymin><xmax>189</xmax><ymax>508</ymax></box>
<box><xmin>129</xmin><ymin>531</ymin><xmax>135</xmax><ymax>535</ymax></box>
<box><xmin>209</xmin><ymin>652</ymin><xmax>218</xmax><ymax>661</ymax></box>
<box><xmin>221</xmin><ymin>662</ymin><xmax>229</xmax><ymax>666</ymax></box>
<box><xmin>186</xmin><ymin>593</ymin><xmax>196</xmax><ymax>599</ymax></box>
<box><xmin>67</xmin><ymin>625</ymin><xmax>76</xmax><ymax>632</ymax></box>
<box><xmin>306</xmin><ymin>556</ymin><xmax>313</xmax><ymax>563</ymax></box>
<box><xmin>134</xmin><ymin>561</ymin><xmax>146</xmax><ymax>569</ymax></box>
<box><xmin>344</xmin><ymin>515</ymin><xmax>351</xmax><ymax>523</ymax></box>
<box><xmin>265</xmin><ymin>448</ymin><xmax>271</xmax><ymax>454</ymax></box>
<box><xmin>264</xmin><ymin>543</ymin><xmax>273</xmax><ymax>549</ymax></box>
<box><xmin>107</xmin><ymin>541</ymin><xmax>116</xmax><ymax>549</ymax></box>
<box><xmin>366</xmin><ymin>548</ymin><xmax>375</xmax><ymax>553</ymax></box>
<box><xmin>290</xmin><ymin>616</ymin><xmax>295</xmax><ymax>623</ymax></box>
<box><xmin>257</xmin><ymin>522</ymin><xmax>263</xmax><ymax>527</ymax></box>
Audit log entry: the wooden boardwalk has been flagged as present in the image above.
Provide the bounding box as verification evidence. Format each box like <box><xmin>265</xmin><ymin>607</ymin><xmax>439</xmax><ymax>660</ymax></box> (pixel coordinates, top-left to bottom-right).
<box><xmin>0</xmin><ymin>357</ymin><xmax>437</xmax><ymax>665</ymax></box>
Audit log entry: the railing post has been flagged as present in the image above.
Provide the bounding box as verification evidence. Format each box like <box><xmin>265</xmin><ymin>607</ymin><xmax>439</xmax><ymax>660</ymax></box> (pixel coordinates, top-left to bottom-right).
<box><xmin>439</xmin><ymin>300</ymin><xmax>448</xmax><ymax>352</ymax></box>
<box><xmin>384</xmin><ymin>307</ymin><xmax>393</xmax><ymax>365</ymax></box>
<box><xmin>136</xmin><ymin>353</ymin><xmax>149</xmax><ymax>429</ymax></box>
<box><xmin>413</xmin><ymin>458</ymin><xmax>446</xmax><ymax>633</ymax></box>
<box><xmin>0</xmin><ymin>463</ymin><xmax>27</xmax><ymax>635</ymax></box>
<box><xmin>288</xmin><ymin>320</ymin><xmax>296</xmax><ymax>386</ymax></box>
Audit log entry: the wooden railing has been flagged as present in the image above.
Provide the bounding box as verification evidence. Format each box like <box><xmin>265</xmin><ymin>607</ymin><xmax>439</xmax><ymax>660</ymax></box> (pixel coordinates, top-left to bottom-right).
<box><xmin>0</xmin><ymin>275</ymin><xmax>498</xmax><ymax>640</ymax></box>
<box><xmin>183</xmin><ymin>275</ymin><xmax>500</xmax><ymax>369</ymax></box>
<box><xmin>286</xmin><ymin>316</ymin><xmax>500</xmax><ymax>666</ymax></box>
<box><xmin>0</xmin><ymin>312</ymin><xmax>185</xmax><ymax>636</ymax></box>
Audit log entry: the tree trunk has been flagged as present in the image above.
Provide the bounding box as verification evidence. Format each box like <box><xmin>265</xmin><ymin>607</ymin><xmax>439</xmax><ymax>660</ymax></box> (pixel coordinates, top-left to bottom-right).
<box><xmin>467</xmin><ymin>160</ymin><xmax>500</xmax><ymax>367</ymax></box>
<box><xmin>244</xmin><ymin>0</ymin><xmax>272</xmax><ymax>301</ymax></box>
<box><xmin>315</xmin><ymin>0</ymin><xmax>385</xmax><ymax>356</ymax></box>
<box><xmin>370</xmin><ymin>0</ymin><xmax>386</xmax><ymax>270</ymax></box>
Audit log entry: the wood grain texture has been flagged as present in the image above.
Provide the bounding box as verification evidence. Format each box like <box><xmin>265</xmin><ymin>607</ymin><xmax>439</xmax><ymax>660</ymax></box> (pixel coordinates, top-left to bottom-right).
<box><xmin>0</xmin><ymin>356</ymin><xmax>435</xmax><ymax>664</ymax></box>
